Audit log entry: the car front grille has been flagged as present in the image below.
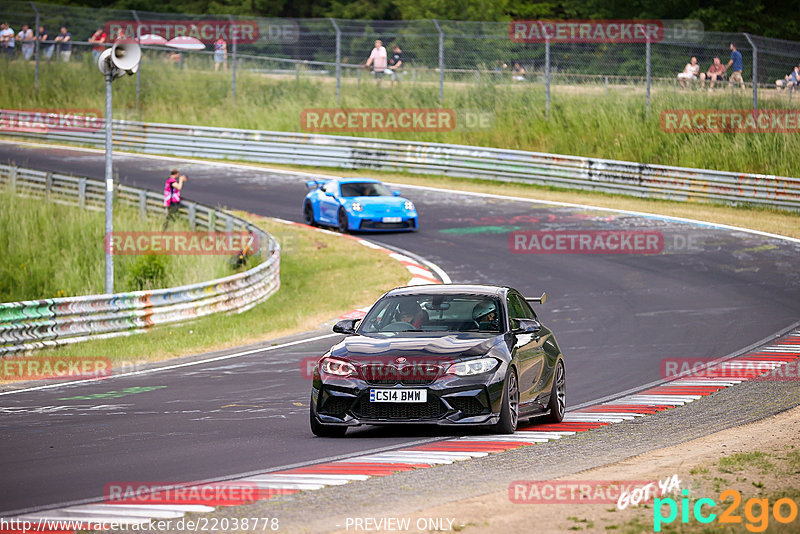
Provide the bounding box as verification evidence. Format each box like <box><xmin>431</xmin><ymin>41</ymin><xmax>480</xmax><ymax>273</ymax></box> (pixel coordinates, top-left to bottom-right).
<box><xmin>359</xmin><ymin>220</ymin><xmax>414</xmax><ymax>230</ymax></box>
<box><xmin>354</xmin><ymin>396</ymin><xmax>445</xmax><ymax>420</ymax></box>
<box><xmin>361</xmin><ymin>363</ymin><xmax>442</xmax><ymax>386</ymax></box>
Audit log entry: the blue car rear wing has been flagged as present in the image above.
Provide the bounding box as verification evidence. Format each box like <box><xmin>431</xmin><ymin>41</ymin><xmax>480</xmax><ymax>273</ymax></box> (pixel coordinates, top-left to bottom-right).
<box><xmin>525</xmin><ymin>292</ymin><xmax>547</xmax><ymax>305</ymax></box>
<box><xmin>305</xmin><ymin>179</ymin><xmax>329</xmax><ymax>190</ymax></box>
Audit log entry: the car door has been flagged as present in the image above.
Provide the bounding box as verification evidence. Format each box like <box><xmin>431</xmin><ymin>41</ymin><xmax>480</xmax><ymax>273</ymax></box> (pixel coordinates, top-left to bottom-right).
<box><xmin>507</xmin><ymin>292</ymin><xmax>547</xmax><ymax>409</ymax></box>
<box><xmin>318</xmin><ymin>181</ymin><xmax>341</xmax><ymax>224</ymax></box>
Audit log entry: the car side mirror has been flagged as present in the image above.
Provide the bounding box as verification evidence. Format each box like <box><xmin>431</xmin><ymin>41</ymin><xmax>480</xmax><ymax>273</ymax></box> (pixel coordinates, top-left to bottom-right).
<box><xmin>393</xmin><ymin>190</ymin><xmax>401</xmax><ymax>196</ymax></box>
<box><xmin>333</xmin><ymin>319</ymin><xmax>359</xmax><ymax>335</ymax></box>
<box><xmin>325</xmin><ymin>190</ymin><xmax>336</xmax><ymax>197</ymax></box>
<box><xmin>513</xmin><ymin>318</ymin><xmax>541</xmax><ymax>334</ymax></box>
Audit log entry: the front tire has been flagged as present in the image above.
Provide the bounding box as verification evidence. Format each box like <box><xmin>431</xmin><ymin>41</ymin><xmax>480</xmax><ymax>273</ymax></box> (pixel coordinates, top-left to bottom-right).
<box><xmin>492</xmin><ymin>367</ymin><xmax>519</xmax><ymax>434</ymax></box>
<box><xmin>303</xmin><ymin>201</ymin><xmax>316</xmax><ymax>226</ymax></box>
<box><xmin>310</xmin><ymin>404</ymin><xmax>347</xmax><ymax>438</ymax></box>
<box><xmin>544</xmin><ymin>361</ymin><xmax>566</xmax><ymax>423</ymax></box>
<box><xmin>337</xmin><ymin>207</ymin><xmax>349</xmax><ymax>233</ymax></box>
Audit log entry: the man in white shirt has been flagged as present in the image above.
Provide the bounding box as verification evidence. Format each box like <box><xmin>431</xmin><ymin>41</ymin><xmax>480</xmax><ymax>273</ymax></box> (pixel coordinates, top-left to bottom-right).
<box><xmin>365</xmin><ymin>39</ymin><xmax>388</xmax><ymax>83</ymax></box>
<box><xmin>0</xmin><ymin>23</ymin><xmax>15</xmax><ymax>58</ymax></box>
<box><xmin>17</xmin><ymin>24</ymin><xmax>34</xmax><ymax>60</ymax></box>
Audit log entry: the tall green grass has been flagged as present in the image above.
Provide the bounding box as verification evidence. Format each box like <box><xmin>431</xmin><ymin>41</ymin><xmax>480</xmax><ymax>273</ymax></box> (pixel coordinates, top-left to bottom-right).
<box><xmin>2</xmin><ymin>57</ymin><xmax>798</xmax><ymax>176</ymax></box>
<box><xmin>0</xmin><ymin>194</ymin><xmax>243</xmax><ymax>302</ymax></box>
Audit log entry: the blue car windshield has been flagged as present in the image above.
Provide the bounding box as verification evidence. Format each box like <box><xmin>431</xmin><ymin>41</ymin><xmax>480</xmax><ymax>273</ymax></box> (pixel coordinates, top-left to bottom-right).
<box><xmin>340</xmin><ymin>182</ymin><xmax>392</xmax><ymax>198</ymax></box>
<box><xmin>359</xmin><ymin>295</ymin><xmax>503</xmax><ymax>335</ymax></box>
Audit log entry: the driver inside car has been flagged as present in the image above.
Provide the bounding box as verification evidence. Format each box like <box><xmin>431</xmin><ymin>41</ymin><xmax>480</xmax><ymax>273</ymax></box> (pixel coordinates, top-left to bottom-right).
<box><xmin>472</xmin><ymin>301</ymin><xmax>499</xmax><ymax>331</ymax></box>
<box><xmin>397</xmin><ymin>300</ymin><xmax>427</xmax><ymax>329</ymax></box>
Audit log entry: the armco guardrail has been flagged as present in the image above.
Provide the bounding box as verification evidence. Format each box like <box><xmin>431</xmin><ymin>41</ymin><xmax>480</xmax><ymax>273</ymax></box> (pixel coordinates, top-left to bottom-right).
<box><xmin>0</xmin><ymin>163</ymin><xmax>280</xmax><ymax>355</ymax></box>
<box><xmin>2</xmin><ymin>116</ymin><xmax>800</xmax><ymax>210</ymax></box>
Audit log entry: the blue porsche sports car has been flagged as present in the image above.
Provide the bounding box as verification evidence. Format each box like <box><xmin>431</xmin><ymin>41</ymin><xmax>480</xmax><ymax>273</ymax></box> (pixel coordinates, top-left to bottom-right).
<box><xmin>302</xmin><ymin>178</ymin><xmax>418</xmax><ymax>233</ymax></box>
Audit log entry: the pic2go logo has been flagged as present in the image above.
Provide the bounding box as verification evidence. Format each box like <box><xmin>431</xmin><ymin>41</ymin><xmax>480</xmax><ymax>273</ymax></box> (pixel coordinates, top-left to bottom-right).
<box><xmin>654</xmin><ymin>489</ymin><xmax>798</xmax><ymax>532</ymax></box>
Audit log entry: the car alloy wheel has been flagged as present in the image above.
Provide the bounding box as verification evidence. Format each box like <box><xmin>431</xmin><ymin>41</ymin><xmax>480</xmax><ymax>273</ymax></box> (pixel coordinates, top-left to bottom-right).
<box><xmin>493</xmin><ymin>367</ymin><xmax>519</xmax><ymax>433</ymax></box>
<box><xmin>303</xmin><ymin>202</ymin><xmax>315</xmax><ymax>226</ymax></box>
<box><xmin>545</xmin><ymin>361</ymin><xmax>566</xmax><ymax>423</ymax></box>
<box><xmin>337</xmin><ymin>207</ymin><xmax>349</xmax><ymax>233</ymax></box>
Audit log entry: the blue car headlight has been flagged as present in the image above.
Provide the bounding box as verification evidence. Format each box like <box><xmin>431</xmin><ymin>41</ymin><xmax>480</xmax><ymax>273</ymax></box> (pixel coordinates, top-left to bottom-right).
<box><xmin>404</xmin><ymin>200</ymin><xmax>415</xmax><ymax>211</ymax></box>
<box><xmin>351</xmin><ymin>202</ymin><xmax>364</xmax><ymax>212</ymax></box>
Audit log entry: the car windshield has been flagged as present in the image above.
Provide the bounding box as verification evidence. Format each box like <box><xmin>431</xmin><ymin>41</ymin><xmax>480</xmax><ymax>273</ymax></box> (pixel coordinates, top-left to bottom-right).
<box><xmin>359</xmin><ymin>294</ymin><xmax>504</xmax><ymax>335</ymax></box>
<box><xmin>340</xmin><ymin>182</ymin><xmax>392</xmax><ymax>198</ymax></box>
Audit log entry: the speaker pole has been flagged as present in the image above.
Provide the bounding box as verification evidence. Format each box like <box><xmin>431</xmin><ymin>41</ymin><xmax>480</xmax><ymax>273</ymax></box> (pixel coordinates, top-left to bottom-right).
<box><xmin>104</xmin><ymin>69</ymin><xmax>114</xmax><ymax>294</ymax></box>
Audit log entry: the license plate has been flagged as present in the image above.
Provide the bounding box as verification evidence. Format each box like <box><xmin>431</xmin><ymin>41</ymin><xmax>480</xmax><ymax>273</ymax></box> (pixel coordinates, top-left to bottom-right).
<box><xmin>382</xmin><ymin>217</ymin><xmax>402</xmax><ymax>223</ymax></box>
<box><xmin>369</xmin><ymin>389</ymin><xmax>427</xmax><ymax>403</ymax></box>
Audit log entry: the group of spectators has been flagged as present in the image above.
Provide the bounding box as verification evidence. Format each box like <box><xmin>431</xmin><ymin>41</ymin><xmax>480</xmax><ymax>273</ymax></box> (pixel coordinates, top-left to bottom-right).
<box><xmin>0</xmin><ymin>22</ymin><xmax>72</xmax><ymax>61</ymax></box>
<box><xmin>676</xmin><ymin>43</ymin><xmax>745</xmax><ymax>90</ymax></box>
<box><xmin>364</xmin><ymin>40</ymin><xmax>404</xmax><ymax>84</ymax></box>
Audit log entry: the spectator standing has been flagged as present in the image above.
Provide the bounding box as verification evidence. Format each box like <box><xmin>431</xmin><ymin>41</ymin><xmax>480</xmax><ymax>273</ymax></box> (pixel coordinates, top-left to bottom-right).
<box><xmin>677</xmin><ymin>56</ymin><xmax>700</xmax><ymax>88</ymax></box>
<box><xmin>365</xmin><ymin>39</ymin><xmax>388</xmax><ymax>84</ymax></box>
<box><xmin>54</xmin><ymin>26</ymin><xmax>71</xmax><ymax>62</ymax></box>
<box><xmin>17</xmin><ymin>24</ymin><xmax>34</xmax><ymax>60</ymax></box>
<box><xmin>37</xmin><ymin>26</ymin><xmax>54</xmax><ymax>60</ymax></box>
<box><xmin>163</xmin><ymin>169</ymin><xmax>188</xmax><ymax>230</ymax></box>
<box><xmin>89</xmin><ymin>27</ymin><xmax>107</xmax><ymax>63</ymax></box>
<box><xmin>0</xmin><ymin>23</ymin><xmax>15</xmax><ymax>59</ymax></box>
<box><xmin>213</xmin><ymin>37</ymin><xmax>227</xmax><ymax>72</ymax></box>
<box><xmin>776</xmin><ymin>65</ymin><xmax>800</xmax><ymax>90</ymax></box>
<box><xmin>388</xmin><ymin>43</ymin><xmax>403</xmax><ymax>82</ymax></box>
<box><xmin>727</xmin><ymin>43</ymin><xmax>744</xmax><ymax>89</ymax></box>
<box><xmin>700</xmin><ymin>57</ymin><xmax>726</xmax><ymax>90</ymax></box>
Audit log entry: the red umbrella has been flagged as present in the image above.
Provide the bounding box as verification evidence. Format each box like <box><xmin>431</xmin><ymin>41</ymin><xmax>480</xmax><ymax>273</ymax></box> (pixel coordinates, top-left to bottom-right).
<box><xmin>166</xmin><ymin>36</ymin><xmax>205</xmax><ymax>50</ymax></box>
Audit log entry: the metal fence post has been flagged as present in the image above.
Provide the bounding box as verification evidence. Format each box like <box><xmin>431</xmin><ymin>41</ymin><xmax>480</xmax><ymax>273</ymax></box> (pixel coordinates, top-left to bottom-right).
<box><xmin>78</xmin><ymin>178</ymin><xmax>86</xmax><ymax>208</ymax></box>
<box><xmin>132</xmin><ymin>10</ymin><xmax>141</xmax><ymax>103</ymax></box>
<box><xmin>432</xmin><ymin>19</ymin><xmax>444</xmax><ymax>104</ymax></box>
<box><xmin>138</xmin><ymin>190</ymin><xmax>147</xmax><ymax>221</ymax></box>
<box><xmin>645</xmin><ymin>35</ymin><xmax>651</xmax><ymax>115</ymax></box>
<box><xmin>9</xmin><ymin>164</ymin><xmax>17</xmax><ymax>194</ymax></box>
<box><xmin>330</xmin><ymin>18</ymin><xmax>341</xmax><ymax>105</ymax></box>
<box><xmin>228</xmin><ymin>15</ymin><xmax>237</xmax><ymax>98</ymax></box>
<box><xmin>45</xmin><ymin>172</ymin><xmax>52</xmax><ymax>201</ymax></box>
<box><xmin>545</xmin><ymin>35</ymin><xmax>551</xmax><ymax>121</ymax></box>
<box><xmin>743</xmin><ymin>33</ymin><xmax>758</xmax><ymax>115</ymax></box>
<box><xmin>188</xmin><ymin>202</ymin><xmax>196</xmax><ymax>230</ymax></box>
<box><xmin>31</xmin><ymin>1</ymin><xmax>40</xmax><ymax>96</ymax></box>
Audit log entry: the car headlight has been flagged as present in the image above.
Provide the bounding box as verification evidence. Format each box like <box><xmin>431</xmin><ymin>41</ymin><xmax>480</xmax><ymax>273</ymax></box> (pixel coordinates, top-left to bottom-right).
<box><xmin>351</xmin><ymin>202</ymin><xmax>363</xmax><ymax>212</ymax></box>
<box><xmin>320</xmin><ymin>357</ymin><xmax>357</xmax><ymax>377</ymax></box>
<box><xmin>404</xmin><ymin>200</ymin><xmax>415</xmax><ymax>211</ymax></box>
<box><xmin>447</xmin><ymin>357</ymin><xmax>500</xmax><ymax>376</ymax></box>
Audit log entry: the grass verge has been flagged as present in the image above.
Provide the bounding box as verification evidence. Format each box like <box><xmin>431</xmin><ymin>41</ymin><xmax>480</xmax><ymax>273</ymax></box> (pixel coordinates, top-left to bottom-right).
<box><xmin>27</xmin><ymin>214</ymin><xmax>409</xmax><ymax>369</ymax></box>
<box><xmin>0</xmin><ymin>193</ymin><xmax>241</xmax><ymax>301</ymax></box>
<box><xmin>3</xmin><ymin>58</ymin><xmax>800</xmax><ymax>176</ymax></box>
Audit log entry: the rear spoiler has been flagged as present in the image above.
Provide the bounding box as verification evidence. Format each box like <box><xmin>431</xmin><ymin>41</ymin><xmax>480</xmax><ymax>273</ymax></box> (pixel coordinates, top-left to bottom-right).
<box><xmin>305</xmin><ymin>179</ymin><xmax>329</xmax><ymax>190</ymax></box>
<box><xmin>525</xmin><ymin>292</ymin><xmax>547</xmax><ymax>305</ymax></box>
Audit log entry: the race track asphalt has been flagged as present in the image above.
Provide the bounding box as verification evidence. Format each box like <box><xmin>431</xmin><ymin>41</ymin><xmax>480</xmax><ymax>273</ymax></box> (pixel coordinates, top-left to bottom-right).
<box><xmin>1</xmin><ymin>142</ymin><xmax>798</xmax><ymax>514</ymax></box>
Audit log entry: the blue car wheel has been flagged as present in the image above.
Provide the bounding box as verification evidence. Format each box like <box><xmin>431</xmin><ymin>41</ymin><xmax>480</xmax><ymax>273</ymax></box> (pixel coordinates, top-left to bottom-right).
<box><xmin>337</xmin><ymin>207</ymin><xmax>349</xmax><ymax>233</ymax></box>
<box><xmin>303</xmin><ymin>201</ymin><xmax>316</xmax><ymax>226</ymax></box>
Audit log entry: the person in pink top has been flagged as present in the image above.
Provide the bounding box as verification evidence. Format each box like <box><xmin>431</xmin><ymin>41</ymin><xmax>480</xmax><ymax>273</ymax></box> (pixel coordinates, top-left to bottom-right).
<box><xmin>365</xmin><ymin>39</ymin><xmax>388</xmax><ymax>84</ymax></box>
<box><xmin>163</xmin><ymin>169</ymin><xmax>188</xmax><ymax>230</ymax></box>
